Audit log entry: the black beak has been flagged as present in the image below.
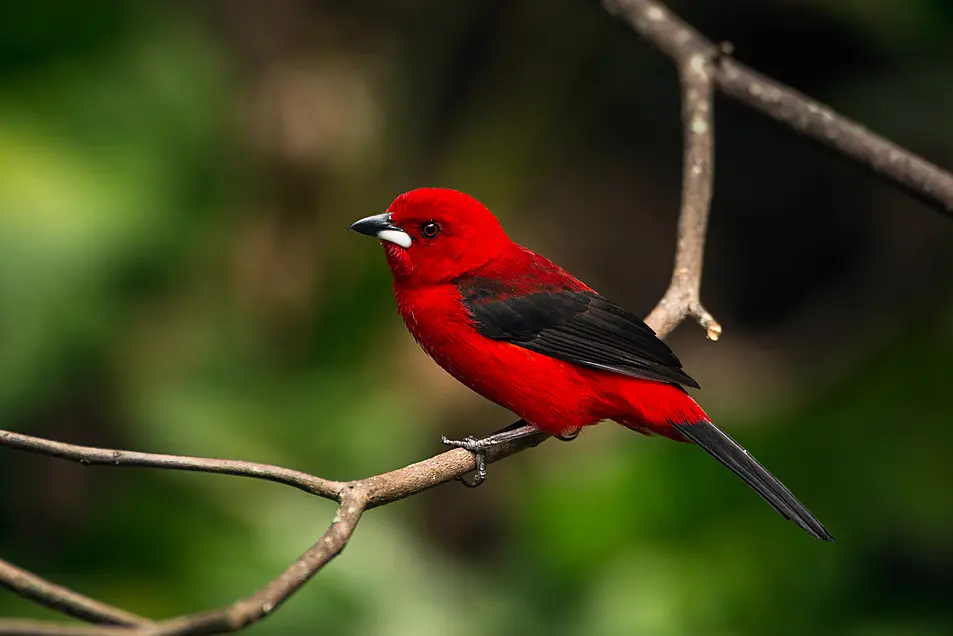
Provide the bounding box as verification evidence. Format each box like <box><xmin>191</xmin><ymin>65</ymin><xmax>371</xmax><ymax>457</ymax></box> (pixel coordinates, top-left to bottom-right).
<box><xmin>349</xmin><ymin>212</ymin><xmax>413</xmax><ymax>248</ymax></box>
<box><xmin>349</xmin><ymin>212</ymin><xmax>400</xmax><ymax>236</ymax></box>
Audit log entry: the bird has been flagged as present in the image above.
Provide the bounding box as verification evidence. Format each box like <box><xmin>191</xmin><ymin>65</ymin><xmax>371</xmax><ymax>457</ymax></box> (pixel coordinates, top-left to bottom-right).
<box><xmin>349</xmin><ymin>187</ymin><xmax>833</xmax><ymax>541</ymax></box>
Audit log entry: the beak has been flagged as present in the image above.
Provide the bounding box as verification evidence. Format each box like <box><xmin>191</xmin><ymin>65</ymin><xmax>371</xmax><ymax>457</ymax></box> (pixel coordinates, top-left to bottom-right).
<box><xmin>349</xmin><ymin>212</ymin><xmax>412</xmax><ymax>248</ymax></box>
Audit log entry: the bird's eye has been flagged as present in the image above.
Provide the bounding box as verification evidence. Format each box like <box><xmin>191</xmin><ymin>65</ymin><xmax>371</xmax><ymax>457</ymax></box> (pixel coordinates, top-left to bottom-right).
<box><xmin>421</xmin><ymin>221</ymin><xmax>441</xmax><ymax>238</ymax></box>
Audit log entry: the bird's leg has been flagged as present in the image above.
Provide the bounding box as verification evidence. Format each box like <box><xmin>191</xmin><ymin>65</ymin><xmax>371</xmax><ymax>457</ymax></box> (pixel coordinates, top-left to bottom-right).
<box><xmin>441</xmin><ymin>420</ymin><xmax>540</xmax><ymax>488</ymax></box>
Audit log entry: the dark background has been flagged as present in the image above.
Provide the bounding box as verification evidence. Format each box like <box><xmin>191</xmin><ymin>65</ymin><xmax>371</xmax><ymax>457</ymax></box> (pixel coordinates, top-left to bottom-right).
<box><xmin>2</xmin><ymin>1</ymin><xmax>952</xmax><ymax>634</ymax></box>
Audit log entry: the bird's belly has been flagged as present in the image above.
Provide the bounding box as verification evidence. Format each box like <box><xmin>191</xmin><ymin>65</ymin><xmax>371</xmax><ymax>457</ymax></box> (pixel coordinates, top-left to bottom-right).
<box><xmin>421</xmin><ymin>330</ymin><xmax>600</xmax><ymax>435</ymax></box>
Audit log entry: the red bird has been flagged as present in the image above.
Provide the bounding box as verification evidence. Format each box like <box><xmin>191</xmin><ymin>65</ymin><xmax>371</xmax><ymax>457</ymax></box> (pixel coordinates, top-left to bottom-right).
<box><xmin>351</xmin><ymin>188</ymin><xmax>832</xmax><ymax>541</ymax></box>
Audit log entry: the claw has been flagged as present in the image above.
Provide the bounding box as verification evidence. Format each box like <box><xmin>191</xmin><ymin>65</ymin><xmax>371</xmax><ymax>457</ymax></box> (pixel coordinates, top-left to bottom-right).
<box><xmin>459</xmin><ymin>452</ymin><xmax>486</xmax><ymax>488</ymax></box>
<box><xmin>441</xmin><ymin>435</ymin><xmax>484</xmax><ymax>453</ymax></box>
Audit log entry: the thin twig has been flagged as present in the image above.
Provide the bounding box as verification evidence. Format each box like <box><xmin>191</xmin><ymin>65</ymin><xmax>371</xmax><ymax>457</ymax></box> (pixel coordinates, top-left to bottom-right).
<box><xmin>142</xmin><ymin>489</ymin><xmax>368</xmax><ymax>636</ymax></box>
<box><xmin>642</xmin><ymin>18</ymin><xmax>721</xmax><ymax>340</ymax></box>
<box><xmin>0</xmin><ymin>431</ymin><xmax>344</xmax><ymax>501</ymax></box>
<box><xmin>0</xmin><ymin>560</ymin><xmax>149</xmax><ymax>628</ymax></box>
<box><xmin>0</xmin><ymin>623</ymin><xmax>130</xmax><ymax>636</ymax></box>
<box><xmin>0</xmin><ymin>496</ymin><xmax>367</xmax><ymax>636</ymax></box>
<box><xmin>604</xmin><ymin>0</ymin><xmax>953</xmax><ymax>217</ymax></box>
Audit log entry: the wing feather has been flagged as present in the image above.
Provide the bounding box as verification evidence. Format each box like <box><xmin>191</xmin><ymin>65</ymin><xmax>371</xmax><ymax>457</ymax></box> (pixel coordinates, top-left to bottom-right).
<box><xmin>459</xmin><ymin>281</ymin><xmax>699</xmax><ymax>389</ymax></box>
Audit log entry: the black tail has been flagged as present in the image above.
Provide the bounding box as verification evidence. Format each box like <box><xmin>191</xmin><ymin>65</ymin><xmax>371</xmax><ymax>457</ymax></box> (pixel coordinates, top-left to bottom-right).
<box><xmin>672</xmin><ymin>420</ymin><xmax>834</xmax><ymax>541</ymax></box>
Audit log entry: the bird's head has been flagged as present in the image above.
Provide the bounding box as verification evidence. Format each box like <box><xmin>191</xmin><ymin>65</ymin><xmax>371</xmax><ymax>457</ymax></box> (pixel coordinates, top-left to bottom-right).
<box><xmin>350</xmin><ymin>188</ymin><xmax>512</xmax><ymax>285</ymax></box>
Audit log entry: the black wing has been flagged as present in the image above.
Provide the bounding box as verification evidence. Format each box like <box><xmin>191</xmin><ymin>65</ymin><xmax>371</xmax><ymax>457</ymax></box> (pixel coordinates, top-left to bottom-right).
<box><xmin>460</xmin><ymin>281</ymin><xmax>699</xmax><ymax>389</ymax></box>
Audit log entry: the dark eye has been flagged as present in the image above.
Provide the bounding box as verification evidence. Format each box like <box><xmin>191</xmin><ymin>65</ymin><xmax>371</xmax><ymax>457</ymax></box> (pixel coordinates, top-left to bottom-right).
<box><xmin>421</xmin><ymin>221</ymin><xmax>441</xmax><ymax>238</ymax></box>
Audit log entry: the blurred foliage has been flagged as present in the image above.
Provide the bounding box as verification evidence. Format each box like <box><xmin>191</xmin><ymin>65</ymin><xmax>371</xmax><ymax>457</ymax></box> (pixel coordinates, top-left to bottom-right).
<box><xmin>2</xmin><ymin>1</ymin><xmax>953</xmax><ymax>635</ymax></box>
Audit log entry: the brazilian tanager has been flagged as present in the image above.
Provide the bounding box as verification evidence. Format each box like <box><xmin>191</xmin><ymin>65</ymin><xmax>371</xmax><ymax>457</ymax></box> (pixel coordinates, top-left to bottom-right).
<box><xmin>350</xmin><ymin>188</ymin><xmax>832</xmax><ymax>541</ymax></box>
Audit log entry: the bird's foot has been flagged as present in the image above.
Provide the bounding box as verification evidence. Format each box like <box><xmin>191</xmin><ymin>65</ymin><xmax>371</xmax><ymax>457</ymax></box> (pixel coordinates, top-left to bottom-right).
<box><xmin>441</xmin><ymin>435</ymin><xmax>493</xmax><ymax>487</ymax></box>
<box><xmin>441</xmin><ymin>421</ymin><xmax>541</xmax><ymax>488</ymax></box>
<box><xmin>556</xmin><ymin>428</ymin><xmax>580</xmax><ymax>442</ymax></box>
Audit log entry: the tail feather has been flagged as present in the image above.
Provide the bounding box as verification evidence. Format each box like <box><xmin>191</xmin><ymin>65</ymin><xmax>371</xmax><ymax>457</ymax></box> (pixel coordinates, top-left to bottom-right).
<box><xmin>673</xmin><ymin>420</ymin><xmax>834</xmax><ymax>542</ymax></box>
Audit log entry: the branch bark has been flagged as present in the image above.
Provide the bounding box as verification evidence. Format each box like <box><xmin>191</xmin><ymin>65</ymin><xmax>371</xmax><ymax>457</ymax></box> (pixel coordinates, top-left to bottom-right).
<box><xmin>3</xmin><ymin>0</ymin><xmax>953</xmax><ymax>634</ymax></box>
<box><xmin>643</xmin><ymin>21</ymin><xmax>720</xmax><ymax>340</ymax></box>
<box><xmin>0</xmin><ymin>432</ymin><xmax>345</xmax><ymax>501</ymax></box>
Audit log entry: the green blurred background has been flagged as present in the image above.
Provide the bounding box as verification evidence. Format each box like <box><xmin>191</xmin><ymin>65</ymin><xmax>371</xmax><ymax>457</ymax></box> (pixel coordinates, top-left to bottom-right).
<box><xmin>2</xmin><ymin>1</ymin><xmax>952</xmax><ymax>634</ymax></box>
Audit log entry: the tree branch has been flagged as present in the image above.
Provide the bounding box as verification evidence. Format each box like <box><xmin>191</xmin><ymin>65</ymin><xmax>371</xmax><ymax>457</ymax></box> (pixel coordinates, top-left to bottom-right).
<box><xmin>604</xmin><ymin>0</ymin><xmax>953</xmax><ymax>217</ymax></box>
<box><xmin>0</xmin><ymin>431</ymin><xmax>345</xmax><ymax>501</ymax></box>
<box><xmin>0</xmin><ymin>431</ymin><xmax>552</xmax><ymax>636</ymax></box>
<box><xmin>4</xmin><ymin>0</ymin><xmax>953</xmax><ymax>633</ymax></box>
<box><xmin>0</xmin><ymin>560</ymin><xmax>149</xmax><ymax>628</ymax></box>
<box><xmin>643</xmin><ymin>19</ymin><xmax>721</xmax><ymax>340</ymax></box>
